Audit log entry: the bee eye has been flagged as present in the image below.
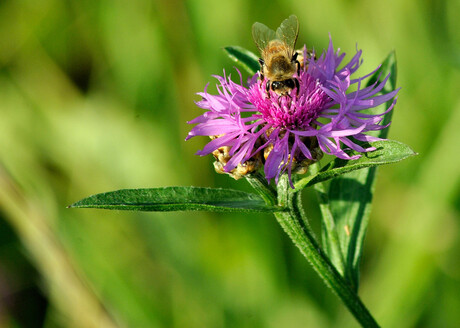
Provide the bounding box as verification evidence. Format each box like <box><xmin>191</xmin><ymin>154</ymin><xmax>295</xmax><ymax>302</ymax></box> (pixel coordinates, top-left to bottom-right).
<box><xmin>271</xmin><ymin>81</ymin><xmax>282</xmax><ymax>91</ymax></box>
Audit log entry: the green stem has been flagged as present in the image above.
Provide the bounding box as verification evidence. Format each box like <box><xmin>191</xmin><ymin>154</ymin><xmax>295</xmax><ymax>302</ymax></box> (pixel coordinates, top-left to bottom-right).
<box><xmin>274</xmin><ymin>175</ymin><xmax>380</xmax><ymax>328</ymax></box>
<box><xmin>309</xmin><ymin>163</ymin><xmax>346</xmax><ymax>277</ymax></box>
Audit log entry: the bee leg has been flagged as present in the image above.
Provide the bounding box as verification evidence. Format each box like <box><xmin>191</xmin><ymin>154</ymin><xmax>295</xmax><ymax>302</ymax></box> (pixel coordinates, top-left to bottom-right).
<box><xmin>294</xmin><ymin>78</ymin><xmax>300</xmax><ymax>97</ymax></box>
<box><xmin>258</xmin><ymin>58</ymin><xmax>264</xmax><ymax>67</ymax></box>
<box><xmin>265</xmin><ymin>80</ymin><xmax>271</xmax><ymax>98</ymax></box>
<box><xmin>291</xmin><ymin>52</ymin><xmax>301</xmax><ymax>75</ymax></box>
<box><xmin>258</xmin><ymin>58</ymin><xmax>265</xmax><ymax>80</ymax></box>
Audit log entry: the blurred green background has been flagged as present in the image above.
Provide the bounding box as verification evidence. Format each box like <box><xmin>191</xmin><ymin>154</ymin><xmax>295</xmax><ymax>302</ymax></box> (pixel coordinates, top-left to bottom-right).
<box><xmin>0</xmin><ymin>0</ymin><xmax>459</xmax><ymax>327</ymax></box>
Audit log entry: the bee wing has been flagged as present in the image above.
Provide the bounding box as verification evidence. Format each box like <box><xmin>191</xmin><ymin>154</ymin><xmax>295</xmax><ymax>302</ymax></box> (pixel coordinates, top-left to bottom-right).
<box><xmin>275</xmin><ymin>15</ymin><xmax>299</xmax><ymax>57</ymax></box>
<box><xmin>252</xmin><ymin>22</ymin><xmax>276</xmax><ymax>54</ymax></box>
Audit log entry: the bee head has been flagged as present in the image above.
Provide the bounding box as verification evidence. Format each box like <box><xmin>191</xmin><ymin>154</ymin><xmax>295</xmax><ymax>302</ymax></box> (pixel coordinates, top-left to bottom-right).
<box><xmin>271</xmin><ymin>79</ymin><xmax>295</xmax><ymax>92</ymax></box>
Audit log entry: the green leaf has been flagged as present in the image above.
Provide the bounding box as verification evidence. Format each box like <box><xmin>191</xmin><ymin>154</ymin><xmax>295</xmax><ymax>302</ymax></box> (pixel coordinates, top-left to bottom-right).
<box><xmin>327</xmin><ymin>52</ymin><xmax>401</xmax><ymax>290</ymax></box>
<box><xmin>223</xmin><ymin>46</ymin><xmax>260</xmax><ymax>75</ymax></box>
<box><xmin>327</xmin><ymin>165</ymin><xmax>375</xmax><ymax>290</ymax></box>
<box><xmin>294</xmin><ymin>139</ymin><xmax>416</xmax><ymax>191</ymax></box>
<box><xmin>69</xmin><ymin>187</ymin><xmax>284</xmax><ymax>212</ymax></box>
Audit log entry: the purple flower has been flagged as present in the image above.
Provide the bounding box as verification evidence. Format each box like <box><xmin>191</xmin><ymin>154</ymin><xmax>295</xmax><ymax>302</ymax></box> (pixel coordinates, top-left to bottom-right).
<box><xmin>187</xmin><ymin>37</ymin><xmax>399</xmax><ymax>186</ymax></box>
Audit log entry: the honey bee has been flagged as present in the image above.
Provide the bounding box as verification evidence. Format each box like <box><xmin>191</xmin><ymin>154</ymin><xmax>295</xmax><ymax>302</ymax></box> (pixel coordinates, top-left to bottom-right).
<box><xmin>252</xmin><ymin>15</ymin><xmax>300</xmax><ymax>97</ymax></box>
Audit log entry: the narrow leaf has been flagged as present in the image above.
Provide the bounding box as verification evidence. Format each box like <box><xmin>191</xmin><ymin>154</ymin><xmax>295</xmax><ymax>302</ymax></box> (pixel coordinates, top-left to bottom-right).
<box><xmin>328</xmin><ymin>51</ymin><xmax>401</xmax><ymax>290</ymax></box>
<box><xmin>223</xmin><ymin>46</ymin><xmax>260</xmax><ymax>75</ymax></box>
<box><xmin>69</xmin><ymin>187</ymin><xmax>284</xmax><ymax>212</ymax></box>
<box><xmin>294</xmin><ymin>139</ymin><xmax>416</xmax><ymax>191</ymax></box>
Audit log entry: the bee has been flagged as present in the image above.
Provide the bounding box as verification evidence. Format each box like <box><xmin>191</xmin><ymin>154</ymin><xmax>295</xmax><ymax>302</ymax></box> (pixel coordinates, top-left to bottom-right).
<box><xmin>252</xmin><ymin>15</ymin><xmax>300</xmax><ymax>97</ymax></box>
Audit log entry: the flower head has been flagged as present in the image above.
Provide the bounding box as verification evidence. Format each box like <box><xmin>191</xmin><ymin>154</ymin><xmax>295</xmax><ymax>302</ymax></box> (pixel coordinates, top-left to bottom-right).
<box><xmin>187</xmin><ymin>37</ymin><xmax>399</xmax><ymax>186</ymax></box>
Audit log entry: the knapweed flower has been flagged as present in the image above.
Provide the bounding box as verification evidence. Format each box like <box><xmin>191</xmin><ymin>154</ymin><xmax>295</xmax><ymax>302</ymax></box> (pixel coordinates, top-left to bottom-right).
<box><xmin>186</xmin><ymin>37</ymin><xmax>399</xmax><ymax>186</ymax></box>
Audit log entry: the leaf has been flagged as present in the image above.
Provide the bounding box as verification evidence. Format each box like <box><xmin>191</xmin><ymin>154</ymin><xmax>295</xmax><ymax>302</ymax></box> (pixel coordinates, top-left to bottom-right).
<box><xmin>327</xmin><ymin>165</ymin><xmax>376</xmax><ymax>290</ymax></box>
<box><xmin>327</xmin><ymin>52</ymin><xmax>401</xmax><ymax>290</ymax></box>
<box><xmin>223</xmin><ymin>46</ymin><xmax>260</xmax><ymax>75</ymax></box>
<box><xmin>294</xmin><ymin>139</ymin><xmax>416</xmax><ymax>191</ymax></box>
<box><xmin>68</xmin><ymin>187</ymin><xmax>284</xmax><ymax>212</ymax></box>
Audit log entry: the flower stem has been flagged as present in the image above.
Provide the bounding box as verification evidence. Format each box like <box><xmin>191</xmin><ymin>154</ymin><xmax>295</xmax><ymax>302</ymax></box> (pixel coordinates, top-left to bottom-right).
<box><xmin>274</xmin><ymin>175</ymin><xmax>380</xmax><ymax>328</ymax></box>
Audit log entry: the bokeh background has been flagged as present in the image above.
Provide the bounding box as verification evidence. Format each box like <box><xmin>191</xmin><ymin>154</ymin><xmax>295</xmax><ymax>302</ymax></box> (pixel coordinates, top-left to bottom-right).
<box><xmin>0</xmin><ymin>0</ymin><xmax>459</xmax><ymax>327</ymax></box>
